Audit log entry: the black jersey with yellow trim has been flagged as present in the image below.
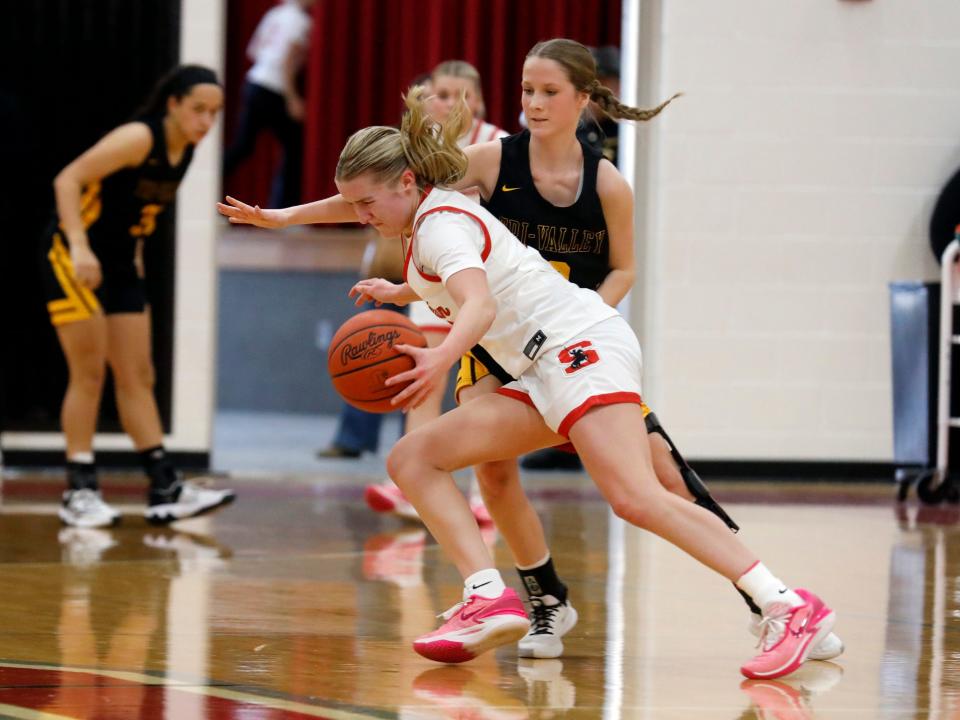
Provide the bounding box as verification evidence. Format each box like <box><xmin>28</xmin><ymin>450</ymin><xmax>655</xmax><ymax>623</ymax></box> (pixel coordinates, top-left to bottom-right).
<box><xmin>49</xmin><ymin>116</ymin><xmax>194</xmax><ymax>266</ymax></box>
<box><xmin>481</xmin><ymin>129</ymin><xmax>609</xmax><ymax>291</ymax></box>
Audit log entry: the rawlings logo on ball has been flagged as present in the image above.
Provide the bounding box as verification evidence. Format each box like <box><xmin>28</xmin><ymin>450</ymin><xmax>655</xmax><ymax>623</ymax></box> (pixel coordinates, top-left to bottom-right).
<box><xmin>340</xmin><ymin>329</ymin><xmax>403</xmax><ymax>364</ymax></box>
<box><xmin>328</xmin><ymin>309</ymin><xmax>426</xmax><ymax>413</ymax></box>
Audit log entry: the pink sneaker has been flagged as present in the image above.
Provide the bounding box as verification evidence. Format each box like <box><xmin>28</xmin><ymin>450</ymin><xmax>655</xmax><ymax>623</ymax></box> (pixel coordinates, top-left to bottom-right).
<box><xmin>740</xmin><ymin>588</ymin><xmax>836</xmax><ymax>680</ymax></box>
<box><xmin>739</xmin><ymin>678</ymin><xmax>813</xmax><ymax>719</ymax></box>
<box><xmin>413</xmin><ymin>588</ymin><xmax>530</xmax><ymax>663</ymax></box>
<box><xmin>364</xmin><ymin>481</ymin><xmax>421</xmax><ymax>521</ymax></box>
<box><xmin>362</xmin><ymin>529</ymin><xmax>426</xmax><ymax>586</ymax></box>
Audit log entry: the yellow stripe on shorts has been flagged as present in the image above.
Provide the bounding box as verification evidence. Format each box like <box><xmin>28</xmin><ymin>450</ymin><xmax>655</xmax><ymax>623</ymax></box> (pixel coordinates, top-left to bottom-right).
<box><xmin>46</xmin><ymin>235</ymin><xmax>100</xmax><ymax>326</ymax></box>
<box><xmin>455</xmin><ymin>352</ymin><xmax>492</xmax><ymax>401</ymax></box>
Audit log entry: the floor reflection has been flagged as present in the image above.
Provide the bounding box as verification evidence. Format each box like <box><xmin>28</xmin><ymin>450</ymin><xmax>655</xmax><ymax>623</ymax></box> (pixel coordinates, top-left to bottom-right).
<box><xmin>2</xmin><ymin>475</ymin><xmax>960</xmax><ymax>717</ymax></box>
<box><xmin>882</xmin><ymin>503</ymin><xmax>960</xmax><ymax>719</ymax></box>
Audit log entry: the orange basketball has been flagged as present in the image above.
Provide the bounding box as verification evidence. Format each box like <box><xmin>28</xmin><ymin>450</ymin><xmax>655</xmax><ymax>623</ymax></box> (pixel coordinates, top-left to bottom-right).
<box><xmin>327</xmin><ymin>309</ymin><xmax>427</xmax><ymax>413</ymax></box>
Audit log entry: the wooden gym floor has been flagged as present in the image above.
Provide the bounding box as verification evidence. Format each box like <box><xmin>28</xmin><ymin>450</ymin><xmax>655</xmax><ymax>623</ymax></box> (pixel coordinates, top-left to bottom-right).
<box><xmin>0</xmin><ymin>469</ymin><xmax>954</xmax><ymax>719</ymax></box>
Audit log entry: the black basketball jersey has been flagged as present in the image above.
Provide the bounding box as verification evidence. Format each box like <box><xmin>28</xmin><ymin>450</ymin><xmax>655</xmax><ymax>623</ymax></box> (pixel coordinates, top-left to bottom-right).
<box><xmin>481</xmin><ymin>129</ymin><xmax>609</xmax><ymax>291</ymax></box>
<box><xmin>51</xmin><ymin>116</ymin><xmax>194</xmax><ymax>266</ymax></box>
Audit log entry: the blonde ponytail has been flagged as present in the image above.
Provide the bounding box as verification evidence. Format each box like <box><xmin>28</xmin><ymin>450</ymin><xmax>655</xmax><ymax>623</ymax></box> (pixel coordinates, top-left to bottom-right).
<box><xmin>336</xmin><ymin>86</ymin><xmax>470</xmax><ymax>188</ymax></box>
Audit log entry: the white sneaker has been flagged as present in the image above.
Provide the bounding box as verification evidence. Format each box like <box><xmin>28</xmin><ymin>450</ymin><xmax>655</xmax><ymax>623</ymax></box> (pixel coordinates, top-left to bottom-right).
<box><xmin>517</xmin><ymin>596</ymin><xmax>578</xmax><ymax>659</ymax></box>
<box><xmin>59</xmin><ymin>489</ymin><xmax>121</xmax><ymax>528</ymax></box>
<box><xmin>144</xmin><ymin>479</ymin><xmax>235</xmax><ymax>524</ymax></box>
<box><xmin>58</xmin><ymin>527</ymin><xmax>117</xmax><ymax>566</ymax></box>
<box><xmin>749</xmin><ymin>612</ymin><xmax>844</xmax><ymax>661</ymax></box>
<box><xmin>517</xmin><ymin>658</ymin><xmax>576</xmax><ymax>710</ymax></box>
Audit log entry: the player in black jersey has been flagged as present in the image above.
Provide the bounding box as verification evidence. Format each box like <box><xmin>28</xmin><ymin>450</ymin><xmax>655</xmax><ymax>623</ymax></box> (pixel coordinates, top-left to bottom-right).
<box><xmin>43</xmin><ymin>65</ymin><xmax>235</xmax><ymax>528</ymax></box>
<box><xmin>454</xmin><ymin>39</ymin><xmax>840</xmax><ymax>663</ymax></box>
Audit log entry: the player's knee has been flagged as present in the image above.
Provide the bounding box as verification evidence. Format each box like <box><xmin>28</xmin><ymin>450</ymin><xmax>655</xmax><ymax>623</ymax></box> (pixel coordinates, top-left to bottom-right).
<box><xmin>71</xmin><ymin>362</ymin><xmax>107</xmax><ymax>393</ymax></box>
<box><xmin>608</xmin><ymin>486</ymin><xmax>662</xmax><ymax>529</ymax></box>
<box><xmin>113</xmin><ymin>360</ymin><xmax>155</xmax><ymax>392</ymax></box>
<box><xmin>386</xmin><ymin>432</ymin><xmax>432</xmax><ymax>489</ymax></box>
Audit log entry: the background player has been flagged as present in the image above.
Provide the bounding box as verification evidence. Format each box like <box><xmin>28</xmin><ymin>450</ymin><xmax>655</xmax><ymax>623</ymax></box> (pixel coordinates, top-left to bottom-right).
<box><xmin>43</xmin><ymin>65</ymin><xmax>236</xmax><ymax>527</ymax></box>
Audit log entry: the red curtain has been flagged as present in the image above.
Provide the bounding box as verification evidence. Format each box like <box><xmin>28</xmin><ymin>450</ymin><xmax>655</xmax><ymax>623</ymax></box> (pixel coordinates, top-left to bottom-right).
<box><xmin>224</xmin><ymin>0</ymin><xmax>621</xmax><ymax>206</ymax></box>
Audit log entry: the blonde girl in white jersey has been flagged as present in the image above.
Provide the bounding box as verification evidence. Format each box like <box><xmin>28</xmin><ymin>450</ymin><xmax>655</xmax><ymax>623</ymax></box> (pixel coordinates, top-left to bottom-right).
<box><xmin>367</xmin><ymin>60</ymin><xmax>508</xmax><ymax>525</ymax></box>
<box><xmin>218</xmin><ymin>87</ymin><xmax>836</xmax><ymax>680</ymax></box>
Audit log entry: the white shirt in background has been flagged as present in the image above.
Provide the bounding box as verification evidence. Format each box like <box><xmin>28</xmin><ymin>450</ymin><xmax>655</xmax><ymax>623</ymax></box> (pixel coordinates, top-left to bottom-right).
<box><xmin>246</xmin><ymin>1</ymin><xmax>313</xmax><ymax>94</ymax></box>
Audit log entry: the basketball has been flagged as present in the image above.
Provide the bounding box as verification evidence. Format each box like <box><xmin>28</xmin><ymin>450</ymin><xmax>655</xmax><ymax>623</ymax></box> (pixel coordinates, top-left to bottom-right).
<box><xmin>327</xmin><ymin>309</ymin><xmax>427</xmax><ymax>413</ymax></box>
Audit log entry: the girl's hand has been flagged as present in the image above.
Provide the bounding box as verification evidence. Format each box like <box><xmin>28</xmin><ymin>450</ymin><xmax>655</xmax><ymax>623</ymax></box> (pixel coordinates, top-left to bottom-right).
<box><xmin>349</xmin><ymin>278</ymin><xmax>410</xmax><ymax>307</ymax></box>
<box><xmin>386</xmin><ymin>344</ymin><xmax>452</xmax><ymax>411</ymax></box>
<box><xmin>217</xmin><ymin>196</ymin><xmax>286</xmax><ymax>228</ymax></box>
<box><xmin>70</xmin><ymin>244</ymin><xmax>102</xmax><ymax>290</ymax></box>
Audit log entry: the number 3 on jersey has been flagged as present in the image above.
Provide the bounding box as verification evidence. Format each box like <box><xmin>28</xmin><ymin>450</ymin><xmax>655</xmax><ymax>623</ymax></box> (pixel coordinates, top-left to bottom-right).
<box><xmin>558</xmin><ymin>340</ymin><xmax>599</xmax><ymax>374</ymax></box>
<box><xmin>548</xmin><ymin>260</ymin><xmax>571</xmax><ymax>280</ymax></box>
<box><xmin>130</xmin><ymin>204</ymin><xmax>162</xmax><ymax>238</ymax></box>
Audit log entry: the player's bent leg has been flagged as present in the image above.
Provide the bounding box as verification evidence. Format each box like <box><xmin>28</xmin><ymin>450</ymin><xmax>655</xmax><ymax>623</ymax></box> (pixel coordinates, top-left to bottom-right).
<box><xmin>570</xmin><ymin>403</ymin><xmax>756</xmax><ymax>580</ymax></box>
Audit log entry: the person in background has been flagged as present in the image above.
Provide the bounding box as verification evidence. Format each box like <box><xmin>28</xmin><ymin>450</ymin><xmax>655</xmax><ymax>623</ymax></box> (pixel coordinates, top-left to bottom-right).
<box><xmin>43</xmin><ymin>65</ymin><xmax>235</xmax><ymax>528</ymax></box>
<box><xmin>223</xmin><ymin>0</ymin><xmax>315</xmax><ymax>208</ymax></box>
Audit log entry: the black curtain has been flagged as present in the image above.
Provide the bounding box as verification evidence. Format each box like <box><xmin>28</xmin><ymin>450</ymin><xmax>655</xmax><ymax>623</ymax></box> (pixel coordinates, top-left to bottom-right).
<box><xmin>0</xmin><ymin>1</ymin><xmax>181</xmax><ymax>434</ymax></box>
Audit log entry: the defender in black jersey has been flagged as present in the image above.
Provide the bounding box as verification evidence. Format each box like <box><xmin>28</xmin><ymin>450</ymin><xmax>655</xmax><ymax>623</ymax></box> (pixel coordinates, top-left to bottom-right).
<box><xmin>44</xmin><ymin>65</ymin><xmax>235</xmax><ymax>529</ymax></box>
<box><xmin>483</xmin><ymin>128</ymin><xmax>609</xmax><ymax>291</ymax></box>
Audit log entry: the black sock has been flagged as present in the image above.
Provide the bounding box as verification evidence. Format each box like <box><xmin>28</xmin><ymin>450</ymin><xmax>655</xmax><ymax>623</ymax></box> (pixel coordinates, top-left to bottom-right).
<box><xmin>517</xmin><ymin>556</ymin><xmax>568</xmax><ymax>605</ymax></box>
<box><xmin>139</xmin><ymin>445</ymin><xmax>178</xmax><ymax>490</ymax></box>
<box><xmin>736</xmin><ymin>584</ymin><xmax>763</xmax><ymax>615</ymax></box>
<box><xmin>66</xmin><ymin>461</ymin><xmax>98</xmax><ymax>491</ymax></box>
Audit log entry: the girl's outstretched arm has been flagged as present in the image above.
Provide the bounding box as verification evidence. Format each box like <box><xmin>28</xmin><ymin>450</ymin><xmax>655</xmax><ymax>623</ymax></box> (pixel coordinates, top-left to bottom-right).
<box><xmin>217</xmin><ymin>193</ymin><xmax>359</xmax><ymax>228</ymax></box>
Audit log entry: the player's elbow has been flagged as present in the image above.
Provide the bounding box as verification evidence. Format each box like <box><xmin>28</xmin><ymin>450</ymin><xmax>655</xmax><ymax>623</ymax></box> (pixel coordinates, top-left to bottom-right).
<box><xmin>478</xmin><ymin>295</ymin><xmax>497</xmax><ymax>330</ymax></box>
<box><xmin>53</xmin><ymin>168</ymin><xmax>81</xmax><ymax>198</ymax></box>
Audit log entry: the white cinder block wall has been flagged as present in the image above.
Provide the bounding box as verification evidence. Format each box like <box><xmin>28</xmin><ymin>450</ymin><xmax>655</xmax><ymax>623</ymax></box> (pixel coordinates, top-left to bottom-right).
<box><xmin>636</xmin><ymin>0</ymin><xmax>960</xmax><ymax>461</ymax></box>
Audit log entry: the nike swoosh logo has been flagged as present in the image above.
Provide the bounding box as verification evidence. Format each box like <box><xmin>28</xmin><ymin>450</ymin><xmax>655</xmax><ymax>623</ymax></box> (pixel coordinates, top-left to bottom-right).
<box><xmin>501</xmin><ymin>185</ymin><xmax>522</xmax><ymax>192</ymax></box>
<box><xmin>471</xmin><ymin>580</ymin><xmax>492</xmax><ymax>590</ymax></box>
<box><xmin>778</xmin><ymin>588</ymin><xmax>788</xmax><ymax>594</ymax></box>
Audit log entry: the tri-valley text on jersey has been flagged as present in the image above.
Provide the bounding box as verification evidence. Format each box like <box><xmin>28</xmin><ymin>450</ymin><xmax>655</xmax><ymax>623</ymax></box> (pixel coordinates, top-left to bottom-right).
<box><xmin>498</xmin><ymin>217</ymin><xmax>607</xmax><ymax>255</ymax></box>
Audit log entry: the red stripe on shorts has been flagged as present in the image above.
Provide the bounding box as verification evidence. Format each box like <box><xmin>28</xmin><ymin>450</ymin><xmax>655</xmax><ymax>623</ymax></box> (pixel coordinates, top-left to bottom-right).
<box><xmin>495</xmin><ymin>387</ymin><xmax>535</xmax><ymax>407</ymax></box>
<box><xmin>557</xmin><ymin>392</ymin><xmax>643</xmax><ymax>438</ymax></box>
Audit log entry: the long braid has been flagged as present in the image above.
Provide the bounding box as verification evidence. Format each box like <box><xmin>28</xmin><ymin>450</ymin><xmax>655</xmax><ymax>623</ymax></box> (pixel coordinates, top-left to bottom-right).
<box><xmin>591</xmin><ymin>85</ymin><xmax>682</xmax><ymax>122</ymax></box>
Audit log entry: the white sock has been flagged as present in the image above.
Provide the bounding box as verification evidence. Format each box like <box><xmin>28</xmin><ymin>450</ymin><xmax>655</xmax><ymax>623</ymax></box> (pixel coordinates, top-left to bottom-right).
<box><xmin>463</xmin><ymin>568</ymin><xmax>506</xmax><ymax>599</ymax></box>
<box><xmin>69</xmin><ymin>452</ymin><xmax>94</xmax><ymax>464</ymax></box>
<box><xmin>736</xmin><ymin>562</ymin><xmax>803</xmax><ymax>610</ymax></box>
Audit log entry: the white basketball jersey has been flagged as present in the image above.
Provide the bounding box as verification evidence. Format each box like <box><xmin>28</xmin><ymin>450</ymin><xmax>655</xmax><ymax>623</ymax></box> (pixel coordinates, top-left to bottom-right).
<box><xmin>459</xmin><ymin>119</ymin><xmax>507</xmax><ymax>148</ymax></box>
<box><xmin>404</xmin><ymin>188</ymin><xmax>618</xmax><ymax>379</ymax></box>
